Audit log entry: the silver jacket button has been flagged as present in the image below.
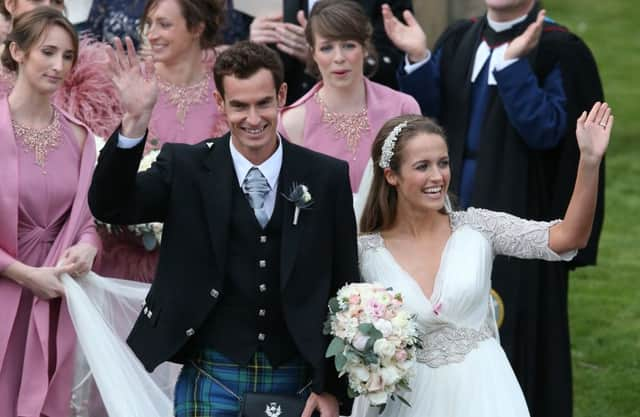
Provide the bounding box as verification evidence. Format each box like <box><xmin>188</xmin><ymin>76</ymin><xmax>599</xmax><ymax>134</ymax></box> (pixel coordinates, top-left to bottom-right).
<box><xmin>258</xmin><ymin>333</ymin><xmax>266</xmax><ymax>341</ymax></box>
<box><xmin>210</xmin><ymin>288</ymin><xmax>219</xmax><ymax>298</ymax></box>
<box><xmin>185</xmin><ymin>328</ymin><xmax>195</xmax><ymax>337</ymax></box>
<box><xmin>259</xmin><ymin>284</ymin><xmax>267</xmax><ymax>292</ymax></box>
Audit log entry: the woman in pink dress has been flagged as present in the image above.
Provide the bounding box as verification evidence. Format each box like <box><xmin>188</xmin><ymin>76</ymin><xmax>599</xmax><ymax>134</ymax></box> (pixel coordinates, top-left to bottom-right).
<box><xmin>0</xmin><ymin>8</ymin><xmax>99</xmax><ymax>417</ymax></box>
<box><xmin>0</xmin><ymin>0</ymin><xmax>123</xmax><ymax>138</ymax></box>
<box><xmin>95</xmin><ymin>0</ymin><xmax>228</xmax><ymax>282</ymax></box>
<box><xmin>280</xmin><ymin>0</ymin><xmax>420</xmax><ymax>193</ymax></box>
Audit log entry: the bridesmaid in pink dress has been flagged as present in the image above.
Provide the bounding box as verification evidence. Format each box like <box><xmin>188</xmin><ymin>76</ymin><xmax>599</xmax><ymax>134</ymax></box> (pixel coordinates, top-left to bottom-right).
<box><xmin>0</xmin><ymin>0</ymin><xmax>123</xmax><ymax>138</ymax></box>
<box><xmin>280</xmin><ymin>0</ymin><xmax>420</xmax><ymax>193</ymax></box>
<box><xmin>95</xmin><ymin>0</ymin><xmax>228</xmax><ymax>282</ymax></box>
<box><xmin>0</xmin><ymin>9</ymin><xmax>99</xmax><ymax>417</ymax></box>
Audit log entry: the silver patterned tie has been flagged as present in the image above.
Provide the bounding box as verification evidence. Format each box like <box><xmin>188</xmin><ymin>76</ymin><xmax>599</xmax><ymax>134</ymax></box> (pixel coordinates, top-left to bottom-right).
<box><xmin>242</xmin><ymin>167</ymin><xmax>271</xmax><ymax>228</ymax></box>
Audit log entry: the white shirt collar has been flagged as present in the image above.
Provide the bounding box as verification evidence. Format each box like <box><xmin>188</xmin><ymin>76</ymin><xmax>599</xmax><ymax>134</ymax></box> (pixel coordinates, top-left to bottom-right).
<box><xmin>486</xmin><ymin>13</ymin><xmax>528</xmax><ymax>33</ymax></box>
<box><xmin>229</xmin><ymin>135</ymin><xmax>283</xmax><ymax>190</ymax></box>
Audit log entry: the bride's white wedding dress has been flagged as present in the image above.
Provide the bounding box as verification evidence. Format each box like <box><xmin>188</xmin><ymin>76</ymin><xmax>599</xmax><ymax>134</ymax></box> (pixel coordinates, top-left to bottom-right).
<box><xmin>353</xmin><ymin>208</ymin><xmax>576</xmax><ymax>417</ymax></box>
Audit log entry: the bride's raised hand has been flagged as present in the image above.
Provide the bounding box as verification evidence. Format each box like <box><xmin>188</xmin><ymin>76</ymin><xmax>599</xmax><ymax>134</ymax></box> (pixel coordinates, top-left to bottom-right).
<box><xmin>107</xmin><ymin>36</ymin><xmax>158</xmax><ymax>119</ymax></box>
<box><xmin>576</xmin><ymin>102</ymin><xmax>613</xmax><ymax>164</ymax></box>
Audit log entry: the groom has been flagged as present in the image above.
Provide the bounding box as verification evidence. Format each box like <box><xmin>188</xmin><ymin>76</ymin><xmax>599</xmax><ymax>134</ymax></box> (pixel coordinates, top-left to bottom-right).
<box><xmin>89</xmin><ymin>40</ymin><xmax>358</xmax><ymax>417</ymax></box>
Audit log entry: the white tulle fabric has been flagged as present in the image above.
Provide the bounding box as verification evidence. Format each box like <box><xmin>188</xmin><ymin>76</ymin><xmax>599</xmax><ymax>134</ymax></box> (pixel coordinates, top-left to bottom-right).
<box><xmin>63</xmin><ymin>273</ymin><xmax>178</xmax><ymax>417</ymax></box>
<box><xmin>353</xmin><ymin>158</ymin><xmax>373</xmax><ymax>229</ymax></box>
<box><xmin>351</xmin><ymin>208</ymin><xmax>576</xmax><ymax>417</ymax></box>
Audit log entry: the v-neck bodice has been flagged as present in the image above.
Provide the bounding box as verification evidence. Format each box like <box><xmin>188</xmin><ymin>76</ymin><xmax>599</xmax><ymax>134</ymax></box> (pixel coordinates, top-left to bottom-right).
<box><xmin>358</xmin><ymin>208</ymin><xmax>576</xmax><ymax>333</ymax></box>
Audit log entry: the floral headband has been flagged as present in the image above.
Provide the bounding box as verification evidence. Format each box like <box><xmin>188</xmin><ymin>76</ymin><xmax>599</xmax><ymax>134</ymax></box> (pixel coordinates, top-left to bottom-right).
<box><xmin>378</xmin><ymin>121</ymin><xmax>409</xmax><ymax>169</ymax></box>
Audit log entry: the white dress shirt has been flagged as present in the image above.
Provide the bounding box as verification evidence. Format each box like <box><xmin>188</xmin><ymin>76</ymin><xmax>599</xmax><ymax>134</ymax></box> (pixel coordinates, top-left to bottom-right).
<box><xmin>116</xmin><ymin>133</ymin><xmax>283</xmax><ymax>219</ymax></box>
<box><xmin>404</xmin><ymin>13</ymin><xmax>528</xmax><ymax>83</ymax></box>
<box><xmin>229</xmin><ymin>136</ymin><xmax>283</xmax><ymax>219</ymax></box>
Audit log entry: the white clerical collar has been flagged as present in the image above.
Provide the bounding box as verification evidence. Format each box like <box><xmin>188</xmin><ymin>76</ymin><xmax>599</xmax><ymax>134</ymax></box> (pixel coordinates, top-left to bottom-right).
<box><xmin>471</xmin><ymin>13</ymin><xmax>528</xmax><ymax>85</ymax></box>
<box><xmin>486</xmin><ymin>13</ymin><xmax>528</xmax><ymax>33</ymax></box>
<box><xmin>229</xmin><ymin>135</ymin><xmax>283</xmax><ymax>190</ymax></box>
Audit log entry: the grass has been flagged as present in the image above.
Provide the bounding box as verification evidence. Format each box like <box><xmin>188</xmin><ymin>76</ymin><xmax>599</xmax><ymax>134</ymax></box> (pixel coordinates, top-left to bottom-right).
<box><xmin>543</xmin><ymin>1</ymin><xmax>640</xmax><ymax>416</ymax></box>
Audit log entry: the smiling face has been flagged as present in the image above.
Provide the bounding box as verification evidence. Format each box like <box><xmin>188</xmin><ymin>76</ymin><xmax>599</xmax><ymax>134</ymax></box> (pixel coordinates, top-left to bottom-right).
<box><xmin>312</xmin><ymin>33</ymin><xmax>365</xmax><ymax>88</ymax></box>
<box><xmin>11</xmin><ymin>23</ymin><xmax>74</xmax><ymax>95</ymax></box>
<box><xmin>4</xmin><ymin>0</ymin><xmax>64</xmax><ymax>17</ymax></box>
<box><xmin>214</xmin><ymin>68</ymin><xmax>287</xmax><ymax>164</ymax></box>
<box><xmin>385</xmin><ymin>132</ymin><xmax>451</xmax><ymax>213</ymax></box>
<box><xmin>143</xmin><ymin>0</ymin><xmax>202</xmax><ymax>64</ymax></box>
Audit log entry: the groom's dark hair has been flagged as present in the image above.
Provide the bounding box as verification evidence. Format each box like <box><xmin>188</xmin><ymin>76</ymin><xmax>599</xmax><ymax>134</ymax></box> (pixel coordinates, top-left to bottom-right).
<box><xmin>214</xmin><ymin>41</ymin><xmax>285</xmax><ymax>98</ymax></box>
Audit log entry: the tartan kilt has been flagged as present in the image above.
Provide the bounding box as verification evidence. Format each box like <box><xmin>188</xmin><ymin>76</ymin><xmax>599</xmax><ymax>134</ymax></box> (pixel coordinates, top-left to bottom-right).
<box><xmin>174</xmin><ymin>350</ymin><xmax>310</xmax><ymax>417</ymax></box>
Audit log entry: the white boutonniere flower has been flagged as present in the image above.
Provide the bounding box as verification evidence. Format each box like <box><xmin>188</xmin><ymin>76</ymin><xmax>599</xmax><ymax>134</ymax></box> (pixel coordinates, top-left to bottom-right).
<box><xmin>283</xmin><ymin>183</ymin><xmax>314</xmax><ymax>225</ymax></box>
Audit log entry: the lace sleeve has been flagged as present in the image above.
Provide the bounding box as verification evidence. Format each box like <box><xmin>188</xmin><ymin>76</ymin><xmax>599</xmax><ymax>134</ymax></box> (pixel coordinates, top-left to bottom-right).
<box><xmin>451</xmin><ymin>208</ymin><xmax>576</xmax><ymax>261</ymax></box>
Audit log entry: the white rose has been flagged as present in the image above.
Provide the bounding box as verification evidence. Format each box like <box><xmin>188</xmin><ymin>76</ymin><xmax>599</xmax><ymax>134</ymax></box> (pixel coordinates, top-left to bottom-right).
<box><xmin>380</xmin><ymin>366</ymin><xmax>402</xmax><ymax>386</ymax></box>
<box><xmin>373</xmin><ymin>319</ymin><xmax>393</xmax><ymax>337</ymax></box>
<box><xmin>391</xmin><ymin>311</ymin><xmax>409</xmax><ymax>330</ymax></box>
<box><xmin>367</xmin><ymin>390</ymin><xmax>389</xmax><ymax>406</ymax></box>
<box><xmin>352</xmin><ymin>333</ymin><xmax>370</xmax><ymax>351</ymax></box>
<box><xmin>350</xmin><ymin>365</ymin><xmax>370</xmax><ymax>382</ymax></box>
<box><xmin>373</xmin><ymin>339</ymin><xmax>396</xmax><ymax>358</ymax></box>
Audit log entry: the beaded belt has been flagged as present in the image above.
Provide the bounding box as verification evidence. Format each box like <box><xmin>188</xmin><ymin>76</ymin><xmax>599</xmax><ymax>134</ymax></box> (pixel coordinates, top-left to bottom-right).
<box><xmin>416</xmin><ymin>312</ymin><xmax>496</xmax><ymax>368</ymax></box>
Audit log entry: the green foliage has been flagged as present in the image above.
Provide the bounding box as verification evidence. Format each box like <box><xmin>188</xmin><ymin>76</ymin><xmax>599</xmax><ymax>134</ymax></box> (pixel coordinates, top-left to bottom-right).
<box><xmin>326</xmin><ymin>337</ymin><xmax>345</xmax><ymax>358</ymax></box>
<box><xmin>544</xmin><ymin>1</ymin><xmax>640</xmax><ymax>416</ymax></box>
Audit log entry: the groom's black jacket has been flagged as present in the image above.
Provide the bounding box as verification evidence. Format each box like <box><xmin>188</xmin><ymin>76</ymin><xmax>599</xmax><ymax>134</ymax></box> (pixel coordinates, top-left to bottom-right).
<box><xmin>89</xmin><ymin>132</ymin><xmax>359</xmax><ymax>411</ymax></box>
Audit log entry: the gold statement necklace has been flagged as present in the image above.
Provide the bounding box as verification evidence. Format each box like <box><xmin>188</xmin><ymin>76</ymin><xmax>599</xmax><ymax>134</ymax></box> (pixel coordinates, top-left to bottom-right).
<box><xmin>156</xmin><ymin>71</ymin><xmax>212</xmax><ymax>124</ymax></box>
<box><xmin>12</xmin><ymin>107</ymin><xmax>61</xmax><ymax>174</ymax></box>
<box><xmin>315</xmin><ymin>91</ymin><xmax>370</xmax><ymax>159</ymax></box>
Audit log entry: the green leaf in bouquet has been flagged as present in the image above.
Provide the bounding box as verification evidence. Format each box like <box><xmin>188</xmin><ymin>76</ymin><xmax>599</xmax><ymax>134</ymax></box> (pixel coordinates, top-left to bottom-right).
<box><xmin>395</xmin><ymin>394</ymin><xmax>412</xmax><ymax>408</ymax></box>
<box><xmin>363</xmin><ymin>352</ymin><xmax>379</xmax><ymax>365</ymax></box>
<box><xmin>325</xmin><ymin>337</ymin><xmax>345</xmax><ymax>358</ymax></box>
<box><xmin>335</xmin><ymin>352</ymin><xmax>347</xmax><ymax>371</ymax></box>
<box><xmin>358</xmin><ymin>323</ymin><xmax>374</xmax><ymax>334</ymax></box>
<box><xmin>347</xmin><ymin>386</ymin><xmax>358</xmax><ymax>399</ymax></box>
<box><xmin>322</xmin><ymin>317</ymin><xmax>333</xmax><ymax>335</ymax></box>
<box><xmin>328</xmin><ymin>297</ymin><xmax>341</xmax><ymax>313</ymax></box>
<box><xmin>397</xmin><ymin>378</ymin><xmax>411</xmax><ymax>391</ymax></box>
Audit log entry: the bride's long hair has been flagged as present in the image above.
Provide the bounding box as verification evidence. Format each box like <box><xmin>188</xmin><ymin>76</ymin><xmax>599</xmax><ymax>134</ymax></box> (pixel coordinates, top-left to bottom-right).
<box><xmin>359</xmin><ymin>115</ymin><xmax>451</xmax><ymax>233</ymax></box>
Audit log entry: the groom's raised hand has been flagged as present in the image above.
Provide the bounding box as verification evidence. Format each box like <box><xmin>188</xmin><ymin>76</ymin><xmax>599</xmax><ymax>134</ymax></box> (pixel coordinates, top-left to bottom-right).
<box><xmin>107</xmin><ymin>36</ymin><xmax>158</xmax><ymax>138</ymax></box>
<box><xmin>301</xmin><ymin>392</ymin><xmax>339</xmax><ymax>417</ymax></box>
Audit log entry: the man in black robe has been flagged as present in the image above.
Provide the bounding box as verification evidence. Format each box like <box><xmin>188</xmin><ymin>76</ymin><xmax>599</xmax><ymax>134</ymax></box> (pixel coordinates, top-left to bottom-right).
<box><xmin>382</xmin><ymin>1</ymin><xmax>604</xmax><ymax>416</ymax></box>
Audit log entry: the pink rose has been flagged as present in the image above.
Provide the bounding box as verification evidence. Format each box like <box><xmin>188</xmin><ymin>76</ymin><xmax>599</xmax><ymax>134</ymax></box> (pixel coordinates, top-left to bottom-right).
<box><xmin>349</xmin><ymin>294</ymin><xmax>361</xmax><ymax>305</ymax></box>
<box><xmin>394</xmin><ymin>350</ymin><xmax>408</xmax><ymax>362</ymax></box>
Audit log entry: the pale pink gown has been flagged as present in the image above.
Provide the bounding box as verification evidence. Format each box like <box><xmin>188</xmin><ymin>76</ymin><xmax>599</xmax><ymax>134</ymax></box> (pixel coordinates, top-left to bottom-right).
<box><xmin>0</xmin><ymin>102</ymin><xmax>99</xmax><ymax>417</ymax></box>
<box><xmin>280</xmin><ymin>78</ymin><xmax>420</xmax><ymax>192</ymax></box>
<box><xmin>95</xmin><ymin>72</ymin><xmax>228</xmax><ymax>282</ymax></box>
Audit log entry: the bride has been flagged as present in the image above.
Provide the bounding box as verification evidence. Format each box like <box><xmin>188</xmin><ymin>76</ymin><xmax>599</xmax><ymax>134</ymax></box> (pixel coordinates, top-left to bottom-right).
<box><xmin>354</xmin><ymin>105</ymin><xmax>611</xmax><ymax>416</ymax></box>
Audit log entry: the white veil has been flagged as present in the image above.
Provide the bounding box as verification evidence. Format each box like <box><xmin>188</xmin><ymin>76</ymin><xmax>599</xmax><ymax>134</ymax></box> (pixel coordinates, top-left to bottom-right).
<box><xmin>63</xmin><ymin>273</ymin><xmax>178</xmax><ymax>417</ymax></box>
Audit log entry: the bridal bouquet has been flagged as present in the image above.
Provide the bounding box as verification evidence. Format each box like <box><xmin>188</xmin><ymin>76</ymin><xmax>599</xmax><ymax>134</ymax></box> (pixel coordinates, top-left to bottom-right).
<box><xmin>324</xmin><ymin>283</ymin><xmax>421</xmax><ymax>408</ymax></box>
<box><xmin>95</xmin><ymin>149</ymin><xmax>164</xmax><ymax>251</ymax></box>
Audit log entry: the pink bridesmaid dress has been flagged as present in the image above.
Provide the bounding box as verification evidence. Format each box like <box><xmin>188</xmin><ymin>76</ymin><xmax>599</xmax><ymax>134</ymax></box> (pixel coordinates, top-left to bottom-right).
<box><xmin>280</xmin><ymin>78</ymin><xmax>420</xmax><ymax>192</ymax></box>
<box><xmin>0</xmin><ymin>99</ymin><xmax>99</xmax><ymax>417</ymax></box>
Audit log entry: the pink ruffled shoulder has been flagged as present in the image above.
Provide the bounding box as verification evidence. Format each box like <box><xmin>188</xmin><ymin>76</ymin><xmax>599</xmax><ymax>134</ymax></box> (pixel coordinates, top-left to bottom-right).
<box><xmin>54</xmin><ymin>37</ymin><xmax>123</xmax><ymax>138</ymax></box>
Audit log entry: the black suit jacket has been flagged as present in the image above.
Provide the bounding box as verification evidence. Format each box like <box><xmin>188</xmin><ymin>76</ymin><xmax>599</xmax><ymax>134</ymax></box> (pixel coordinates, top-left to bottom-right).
<box><xmin>282</xmin><ymin>0</ymin><xmax>413</xmax><ymax>103</ymax></box>
<box><xmin>88</xmin><ymin>132</ymin><xmax>359</xmax><ymax>411</ymax></box>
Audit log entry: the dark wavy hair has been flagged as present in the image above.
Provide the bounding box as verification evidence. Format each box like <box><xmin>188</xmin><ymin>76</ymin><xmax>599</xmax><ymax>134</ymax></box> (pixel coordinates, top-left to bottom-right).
<box><xmin>141</xmin><ymin>0</ymin><xmax>224</xmax><ymax>50</ymax></box>
<box><xmin>359</xmin><ymin>115</ymin><xmax>451</xmax><ymax>233</ymax></box>
<box><xmin>213</xmin><ymin>41</ymin><xmax>284</xmax><ymax>98</ymax></box>
<box><xmin>1</xmin><ymin>6</ymin><xmax>78</xmax><ymax>72</ymax></box>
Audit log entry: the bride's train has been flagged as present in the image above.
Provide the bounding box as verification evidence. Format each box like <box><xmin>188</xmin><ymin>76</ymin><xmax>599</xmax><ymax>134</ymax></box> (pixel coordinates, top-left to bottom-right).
<box><xmin>64</xmin><ymin>273</ymin><xmax>178</xmax><ymax>417</ymax></box>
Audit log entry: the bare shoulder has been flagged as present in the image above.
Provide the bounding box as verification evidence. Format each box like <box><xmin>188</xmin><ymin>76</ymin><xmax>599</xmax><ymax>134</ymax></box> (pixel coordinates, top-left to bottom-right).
<box><xmin>281</xmin><ymin>105</ymin><xmax>306</xmax><ymax>145</ymax></box>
